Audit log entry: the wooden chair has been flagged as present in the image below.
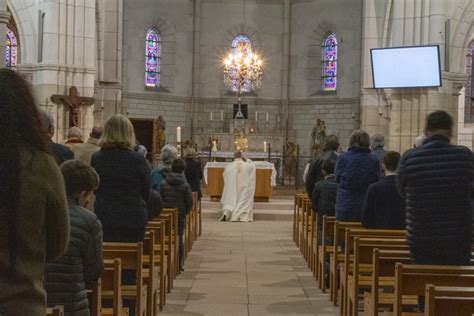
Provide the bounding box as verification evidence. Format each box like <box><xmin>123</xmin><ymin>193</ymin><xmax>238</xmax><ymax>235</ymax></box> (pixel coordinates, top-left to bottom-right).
<box><xmin>425</xmin><ymin>285</ymin><xmax>474</xmax><ymax>316</ymax></box>
<box><xmin>318</xmin><ymin>215</ymin><xmax>336</xmax><ymax>292</ymax></box>
<box><xmin>46</xmin><ymin>306</ymin><xmax>64</xmax><ymax>316</ymax></box>
<box><xmin>293</xmin><ymin>193</ymin><xmax>307</xmax><ymax>245</ymax></box>
<box><xmin>145</xmin><ymin>221</ymin><xmax>167</xmax><ymax>311</ymax></box>
<box><xmin>102</xmin><ymin>242</ymin><xmax>147</xmax><ymax>316</ymax></box>
<box><xmin>363</xmin><ymin>249</ymin><xmax>411</xmax><ymax>316</ymax></box>
<box><xmin>393</xmin><ymin>264</ymin><xmax>474</xmax><ymax>316</ymax></box>
<box><xmin>339</xmin><ymin>228</ymin><xmax>405</xmax><ymax>316</ymax></box>
<box><xmin>154</xmin><ymin>212</ymin><xmax>175</xmax><ymax>292</ymax></box>
<box><xmin>161</xmin><ymin>208</ymin><xmax>179</xmax><ymax>278</ymax></box>
<box><xmin>345</xmin><ymin>237</ymin><xmax>408</xmax><ymax>316</ymax></box>
<box><xmin>101</xmin><ymin>258</ymin><xmax>126</xmax><ymax>316</ymax></box>
<box><xmin>330</xmin><ymin>221</ymin><xmax>363</xmax><ymax>305</ymax></box>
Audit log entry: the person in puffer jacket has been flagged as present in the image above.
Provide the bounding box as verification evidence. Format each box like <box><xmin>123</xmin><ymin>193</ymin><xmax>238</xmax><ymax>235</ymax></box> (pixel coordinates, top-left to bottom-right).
<box><xmin>335</xmin><ymin>129</ymin><xmax>381</xmax><ymax>222</ymax></box>
<box><xmin>398</xmin><ymin>110</ymin><xmax>473</xmax><ymax>265</ymax></box>
<box><xmin>159</xmin><ymin>158</ymin><xmax>193</xmax><ymax>272</ymax></box>
<box><xmin>45</xmin><ymin>160</ymin><xmax>104</xmax><ymax>316</ymax></box>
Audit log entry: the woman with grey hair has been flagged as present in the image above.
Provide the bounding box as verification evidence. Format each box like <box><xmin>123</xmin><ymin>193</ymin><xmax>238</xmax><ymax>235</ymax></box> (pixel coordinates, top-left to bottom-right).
<box><xmin>151</xmin><ymin>144</ymin><xmax>179</xmax><ymax>189</ymax></box>
<box><xmin>334</xmin><ymin>129</ymin><xmax>381</xmax><ymax>222</ymax></box>
<box><xmin>370</xmin><ymin>133</ymin><xmax>387</xmax><ymax>161</ymax></box>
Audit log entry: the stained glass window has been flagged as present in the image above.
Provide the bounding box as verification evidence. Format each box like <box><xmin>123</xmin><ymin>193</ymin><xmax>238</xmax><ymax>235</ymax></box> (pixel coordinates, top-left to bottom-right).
<box><xmin>145</xmin><ymin>29</ymin><xmax>161</xmax><ymax>87</ymax></box>
<box><xmin>322</xmin><ymin>33</ymin><xmax>337</xmax><ymax>91</ymax></box>
<box><xmin>465</xmin><ymin>40</ymin><xmax>474</xmax><ymax>122</ymax></box>
<box><xmin>6</xmin><ymin>27</ymin><xmax>17</xmax><ymax>69</ymax></box>
<box><xmin>230</xmin><ymin>34</ymin><xmax>252</xmax><ymax>93</ymax></box>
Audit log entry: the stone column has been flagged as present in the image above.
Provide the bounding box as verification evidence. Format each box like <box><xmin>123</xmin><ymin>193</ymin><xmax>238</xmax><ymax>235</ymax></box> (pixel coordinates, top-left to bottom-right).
<box><xmin>0</xmin><ymin>0</ymin><xmax>9</xmax><ymax>69</ymax></box>
<box><xmin>281</xmin><ymin>0</ymin><xmax>291</xmax><ymax>141</ymax></box>
<box><xmin>191</xmin><ymin>0</ymin><xmax>201</xmax><ymax>137</ymax></box>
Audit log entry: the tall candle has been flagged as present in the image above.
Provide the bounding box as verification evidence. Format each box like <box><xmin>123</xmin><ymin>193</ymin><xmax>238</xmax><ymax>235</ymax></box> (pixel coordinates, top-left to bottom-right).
<box><xmin>177</xmin><ymin>126</ymin><xmax>181</xmax><ymax>142</ymax></box>
<box><xmin>220</xmin><ymin>110</ymin><xmax>224</xmax><ymax>121</ymax></box>
<box><xmin>210</xmin><ymin>111</ymin><xmax>213</xmax><ymax>121</ymax></box>
<box><xmin>255</xmin><ymin>111</ymin><xmax>258</xmax><ymax>121</ymax></box>
<box><xmin>264</xmin><ymin>140</ymin><xmax>267</xmax><ymax>153</ymax></box>
<box><xmin>266</xmin><ymin>112</ymin><xmax>269</xmax><ymax>122</ymax></box>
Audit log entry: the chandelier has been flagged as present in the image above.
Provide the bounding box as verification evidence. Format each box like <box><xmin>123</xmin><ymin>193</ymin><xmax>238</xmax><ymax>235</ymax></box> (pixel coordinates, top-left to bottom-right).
<box><xmin>223</xmin><ymin>41</ymin><xmax>263</xmax><ymax>93</ymax></box>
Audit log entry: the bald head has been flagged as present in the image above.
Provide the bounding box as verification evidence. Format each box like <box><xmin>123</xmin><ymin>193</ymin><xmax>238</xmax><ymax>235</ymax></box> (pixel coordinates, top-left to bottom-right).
<box><xmin>90</xmin><ymin>125</ymin><xmax>103</xmax><ymax>139</ymax></box>
<box><xmin>234</xmin><ymin>151</ymin><xmax>243</xmax><ymax>159</ymax></box>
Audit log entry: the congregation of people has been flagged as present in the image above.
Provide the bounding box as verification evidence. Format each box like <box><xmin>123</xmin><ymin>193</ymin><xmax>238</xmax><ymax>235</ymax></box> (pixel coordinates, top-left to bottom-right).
<box><xmin>0</xmin><ymin>69</ymin><xmax>203</xmax><ymax>315</ymax></box>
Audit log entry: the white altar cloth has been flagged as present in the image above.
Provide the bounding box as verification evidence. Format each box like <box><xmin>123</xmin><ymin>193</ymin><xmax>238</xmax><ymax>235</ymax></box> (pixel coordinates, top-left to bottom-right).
<box><xmin>204</xmin><ymin>161</ymin><xmax>277</xmax><ymax>186</ymax></box>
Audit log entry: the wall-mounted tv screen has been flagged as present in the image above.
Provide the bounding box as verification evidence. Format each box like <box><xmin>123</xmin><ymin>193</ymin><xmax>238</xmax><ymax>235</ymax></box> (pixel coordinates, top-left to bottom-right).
<box><xmin>371</xmin><ymin>45</ymin><xmax>442</xmax><ymax>89</ymax></box>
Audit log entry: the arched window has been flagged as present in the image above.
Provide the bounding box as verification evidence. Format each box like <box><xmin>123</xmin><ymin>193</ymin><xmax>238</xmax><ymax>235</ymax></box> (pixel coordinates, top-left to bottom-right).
<box><xmin>230</xmin><ymin>34</ymin><xmax>252</xmax><ymax>92</ymax></box>
<box><xmin>145</xmin><ymin>29</ymin><xmax>161</xmax><ymax>87</ymax></box>
<box><xmin>322</xmin><ymin>33</ymin><xmax>338</xmax><ymax>91</ymax></box>
<box><xmin>465</xmin><ymin>40</ymin><xmax>474</xmax><ymax>122</ymax></box>
<box><xmin>6</xmin><ymin>27</ymin><xmax>18</xmax><ymax>69</ymax></box>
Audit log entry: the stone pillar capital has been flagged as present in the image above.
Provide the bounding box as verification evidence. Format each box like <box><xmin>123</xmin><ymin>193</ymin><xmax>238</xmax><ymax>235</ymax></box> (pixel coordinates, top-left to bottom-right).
<box><xmin>0</xmin><ymin>10</ymin><xmax>10</xmax><ymax>24</ymax></box>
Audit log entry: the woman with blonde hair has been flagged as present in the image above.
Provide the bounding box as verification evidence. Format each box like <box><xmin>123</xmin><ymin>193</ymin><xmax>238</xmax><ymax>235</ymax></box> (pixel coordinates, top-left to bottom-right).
<box><xmin>91</xmin><ymin>114</ymin><xmax>151</xmax><ymax>242</ymax></box>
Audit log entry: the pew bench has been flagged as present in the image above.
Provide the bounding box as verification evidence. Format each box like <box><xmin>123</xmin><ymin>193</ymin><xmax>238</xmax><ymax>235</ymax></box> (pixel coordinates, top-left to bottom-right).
<box><xmin>425</xmin><ymin>284</ymin><xmax>474</xmax><ymax>316</ymax></box>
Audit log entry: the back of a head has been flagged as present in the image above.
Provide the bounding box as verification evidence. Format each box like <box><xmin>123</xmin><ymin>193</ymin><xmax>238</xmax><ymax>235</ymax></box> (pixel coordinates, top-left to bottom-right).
<box><xmin>425</xmin><ymin>110</ymin><xmax>453</xmax><ymax>136</ymax></box>
<box><xmin>185</xmin><ymin>148</ymin><xmax>196</xmax><ymax>159</ymax></box>
<box><xmin>370</xmin><ymin>133</ymin><xmax>385</xmax><ymax>149</ymax></box>
<box><xmin>67</xmin><ymin>126</ymin><xmax>82</xmax><ymax>139</ymax></box>
<box><xmin>171</xmin><ymin>158</ymin><xmax>186</xmax><ymax>174</ymax></box>
<box><xmin>324</xmin><ymin>134</ymin><xmax>340</xmax><ymax>151</ymax></box>
<box><xmin>234</xmin><ymin>151</ymin><xmax>243</xmax><ymax>159</ymax></box>
<box><xmin>349</xmin><ymin>129</ymin><xmax>370</xmax><ymax>149</ymax></box>
<box><xmin>60</xmin><ymin>160</ymin><xmax>99</xmax><ymax>197</ymax></box>
<box><xmin>322</xmin><ymin>159</ymin><xmax>336</xmax><ymax>175</ymax></box>
<box><xmin>90</xmin><ymin>125</ymin><xmax>103</xmax><ymax>139</ymax></box>
<box><xmin>135</xmin><ymin>144</ymin><xmax>148</xmax><ymax>158</ymax></box>
<box><xmin>161</xmin><ymin>145</ymin><xmax>179</xmax><ymax>165</ymax></box>
<box><xmin>98</xmin><ymin>114</ymin><xmax>136</xmax><ymax>149</ymax></box>
<box><xmin>382</xmin><ymin>151</ymin><xmax>400</xmax><ymax>172</ymax></box>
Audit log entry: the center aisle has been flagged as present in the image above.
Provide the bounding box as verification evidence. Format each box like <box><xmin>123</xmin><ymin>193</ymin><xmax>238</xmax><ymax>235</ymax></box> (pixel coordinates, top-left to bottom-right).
<box><xmin>161</xmin><ymin>220</ymin><xmax>338</xmax><ymax>315</ymax></box>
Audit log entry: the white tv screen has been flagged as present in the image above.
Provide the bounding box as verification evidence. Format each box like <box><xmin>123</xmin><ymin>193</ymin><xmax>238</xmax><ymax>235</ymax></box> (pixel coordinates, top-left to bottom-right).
<box><xmin>371</xmin><ymin>45</ymin><xmax>442</xmax><ymax>89</ymax></box>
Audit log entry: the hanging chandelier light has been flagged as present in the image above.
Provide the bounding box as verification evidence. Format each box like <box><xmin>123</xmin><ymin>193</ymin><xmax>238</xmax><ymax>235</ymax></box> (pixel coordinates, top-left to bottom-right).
<box><xmin>222</xmin><ymin>41</ymin><xmax>263</xmax><ymax>93</ymax></box>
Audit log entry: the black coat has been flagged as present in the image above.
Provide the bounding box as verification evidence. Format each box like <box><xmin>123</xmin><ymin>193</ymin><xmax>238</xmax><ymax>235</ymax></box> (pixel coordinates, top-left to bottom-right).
<box><xmin>311</xmin><ymin>175</ymin><xmax>338</xmax><ymax>232</ymax></box>
<box><xmin>49</xmin><ymin>140</ymin><xmax>74</xmax><ymax>165</ymax></box>
<box><xmin>185</xmin><ymin>158</ymin><xmax>203</xmax><ymax>199</ymax></box>
<box><xmin>361</xmin><ymin>175</ymin><xmax>405</xmax><ymax>230</ymax></box>
<box><xmin>45</xmin><ymin>200</ymin><xmax>104</xmax><ymax>316</ymax></box>
<box><xmin>305</xmin><ymin>150</ymin><xmax>339</xmax><ymax>198</ymax></box>
<box><xmin>159</xmin><ymin>173</ymin><xmax>193</xmax><ymax>219</ymax></box>
<box><xmin>398</xmin><ymin>135</ymin><xmax>473</xmax><ymax>264</ymax></box>
<box><xmin>91</xmin><ymin>148</ymin><xmax>150</xmax><ymax>242</ymax></box>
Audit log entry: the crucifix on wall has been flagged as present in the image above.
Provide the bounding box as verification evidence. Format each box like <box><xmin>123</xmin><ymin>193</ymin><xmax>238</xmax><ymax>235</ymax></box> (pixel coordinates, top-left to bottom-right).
<box><xmin>51</xmin><ymin>86</ymin><xmax>95</xmax><ymax>127</ymax></box>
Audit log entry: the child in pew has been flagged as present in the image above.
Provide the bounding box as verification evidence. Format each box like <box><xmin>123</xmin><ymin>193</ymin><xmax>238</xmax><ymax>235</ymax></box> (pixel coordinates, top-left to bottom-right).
<box><xmin>159</xmin><ymin>158</ymin><xmax>193</xmax><ymax>272</ymax></box>
<box><xmin>45</xmin><ymin>160</ymin><xmax>104</xmax><ymax>316</ymax></box>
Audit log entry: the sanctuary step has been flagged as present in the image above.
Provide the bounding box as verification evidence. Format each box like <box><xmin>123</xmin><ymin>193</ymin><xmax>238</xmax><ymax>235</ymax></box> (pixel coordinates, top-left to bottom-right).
<box><xmin>200</xmin><ymin>197</ymin><xmax>294</xmax><ymax>221</ymax></box>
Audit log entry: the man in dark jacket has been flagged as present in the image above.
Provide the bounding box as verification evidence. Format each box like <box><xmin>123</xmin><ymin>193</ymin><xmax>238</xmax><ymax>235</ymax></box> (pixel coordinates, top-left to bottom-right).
<box><xmin>362</xmin><ymin>151</ymin><xmax>405</xmax><ymax>229</ymax></box>
<box><xmin>159</xmin><ymin>158</ymin><xmax>193</xmax><ymax>272</ymax></box>
<box><xmin>398</xmin><ymin>111</ymin><xmax>473</xmax><ymax>265</ymax></box>
<box><xmin>46</xmin><ymin>160</ymin><xmax>104</xmax><ymax>316</ymax></box>
<box><xmin>40</xmin><ymin>109</ymin><xmax>74</xmax><ymax>164</ymax></box>
<box><xmin>311</xmin><ymin>159</ymin><xmax>338</xmax><ymax>242</ymax></box>
<box><xmin>184</xmin><ymin>148</ymin><xmax>203</xmax><ymax>200</ymax></box>
<box><xmin>305</xmin><ymin>135</ymin><xmax>340</xmax><ymax>198</ymax></box>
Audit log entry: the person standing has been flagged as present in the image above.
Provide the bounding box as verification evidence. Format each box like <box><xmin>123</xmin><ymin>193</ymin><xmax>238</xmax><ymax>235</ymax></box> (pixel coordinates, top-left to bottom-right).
<box><xmin>0</xmin><ymin>69</ymin><xmax>69</xmax><ymax>316</ymax></box>
<box><xmin>184</xmin><ymin>148</ymin><xmax>203</xmax><ymax>200</ymax></box>
<box><xmin>220</xmin><ymin>151</ymin><xmax>257</xmax><ymax>222</ymax></box>
<box><xmin>335</xmin><ymin>130</ymin><xmax>380</xmax><ymax>222</ymax></box>
<box><xmin>370</xmin><ymin>133</ymin><xmax>387</xmax><ymax>162</ymax></box>
<box><xmin>91</xmin><ymin>114</ymin><xmax>150</xmax><ymax>242</ymax></box>
<box><xmin>361</xmin><ymin>151</ymin><xmax>405</xmax><ymax>229</ymax></box>
<box><xmin>72</xmin><ymin>125</ymin><xmax>103</xmax><ymax>165</ymax></box>
<box><xmin>39</xmin><ymin>110</ymin><xmax>74</xmax><ymax>165</ymax></box>
<box><xmin>398</xmin><ymin>111</ymin><xmax>473</xmax><ymax>265</ymax></box>
<box><xmin>65</xmin><ymin>126</ymin><xmax>84</xmax><ymax>149</ymax></box>
<box><xmin>151</xmin><ymin>144</ymin><xmax>179</xmax><ymax>189</ymax></box>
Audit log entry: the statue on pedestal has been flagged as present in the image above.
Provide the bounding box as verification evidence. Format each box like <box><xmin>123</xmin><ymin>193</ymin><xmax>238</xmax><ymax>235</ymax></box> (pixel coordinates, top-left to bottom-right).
<box><xmin>156</xmin><ymin>115</ymin><xmax>166</xmax><ymax>153</ymax></box>
<box><xmin>311</xmin><ymin>119</ymin><xmax>327</xmax><ymax>156</ymax></box>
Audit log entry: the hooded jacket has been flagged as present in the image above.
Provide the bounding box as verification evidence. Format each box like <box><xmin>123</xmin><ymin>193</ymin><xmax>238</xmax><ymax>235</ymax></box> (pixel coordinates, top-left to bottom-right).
<box><xmin>159</xmin><ymin>172</ymin><xmax>193</xmax><ymax>219</ymax></box>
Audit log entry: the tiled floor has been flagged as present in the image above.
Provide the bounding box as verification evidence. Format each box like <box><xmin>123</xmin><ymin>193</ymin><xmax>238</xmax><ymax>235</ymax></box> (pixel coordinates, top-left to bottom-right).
<box><xmin>160</xmin><ymin>220</ymin><xmax>338</xmax><ymax>316</ymax></box>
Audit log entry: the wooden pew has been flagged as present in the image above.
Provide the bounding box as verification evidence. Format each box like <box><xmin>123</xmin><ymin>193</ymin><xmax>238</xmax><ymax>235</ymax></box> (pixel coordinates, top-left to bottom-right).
<box><xmin>339</xmin><ymin>228</ymin><xmax>406</xmax><ymax>315</ymax></box>
<box><xmin>161</xmin><ymin>208</ymin><xmax>179</xmax><ymax>281</ymax></box>
<box><xmin>153</xmin><ymin>211</ymin><xmax>175</xmax><ymax>292</ymax></box>
<box><xmin>102</xmin><ymin>242</ymin><xmax>147</xmax><ymax>316</ymax></box>
<box><xmin>302</xmin><ymin>197</ymin><xmax>312</xmax><ymax>262</ymax></box>
<box><xmin>363</xmin><ymin>249</ymin><xmax>411</xmax><ymax>316</ymax></box>
<box><xmin>197</xmin><ymin>196</ymin><xmax>202</xmax><ymax>236</ymax></box>
<box><xmin>425</xmin><ymin>285</ymin><xmax>474</xmax><ymax>316</ymax></box>
<box><xmin>330</xmin><ymin>221</ymin><xmax>363</xmax><ymax>305</ymax></box>
<box><xmin>393</xmin><ymin>264</ymin><xmax>474</xmax><ymax>316</ymax></box>
<box><xmin>145</xmin><ymin>220</ymin><xmax>167</xmax><ymax>311</ymax></box>
<box><xmin>46</xmin><ymin>306</ymin><xmax>64</xmax><ymax>316</ymax></box>
<box><xmin>318</xmin><ymin>215</ymin><xmax>336</xmax><ymax>292</ymax></box>
<box><xmin>345</xmin><ymin>237</ymin><xmax>408</xmax><ymax>316</ymax></box>
<box><xmin>101</xmin><ymin>258</ymin><xmax>126</xmax><ymax>316</ymax></box>
<box><xmin>294</xmin><ymin>193</ymin><xmax>307</xmax><ymax>246</ymax></box>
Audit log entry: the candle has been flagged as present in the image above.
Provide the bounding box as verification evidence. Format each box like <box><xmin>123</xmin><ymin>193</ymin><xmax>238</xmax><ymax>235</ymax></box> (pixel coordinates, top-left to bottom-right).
<box><xmin>255</xmin><ymin>111</ymin><xmax>258</xmax><ymax>121</ymax></box>
<box><xmin>277</xmin><ymin>115</ymin><xmax>280</xmax><ymax>123</ymax></box>
<box><xmin>266</xmin><ymin>112</ymin><xmax>269</xmax><ymax>122</ymax></box>
<box><xmin>264</xmin><ymin>140</ymin><xmax>267</xmax><ymax>153</ymax></box>
<box><xmin>177</xmin><ymin>126</ymin><xmax>181</xmax><ymax>142</ymax></box>
<box><xmin>210</xmin><ymin>111</ymin><xmax>213</xmax><ymax>121</ymax></box>
<box><xmin>220</xmin><ymin>110</ymin><xmax>224</xmax><ymax>121</ymax></box>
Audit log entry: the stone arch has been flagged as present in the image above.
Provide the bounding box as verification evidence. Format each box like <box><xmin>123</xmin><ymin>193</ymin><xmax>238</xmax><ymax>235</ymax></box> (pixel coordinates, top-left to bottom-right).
<box><xmin>6</xmin><ymin>0</ymin><xmax>36</xmax><ymax>64</ymax></box>
<box><xmin>224</xmin><ymin>24</ymin><xmax>261</xmax><ymax>51</ymax></box>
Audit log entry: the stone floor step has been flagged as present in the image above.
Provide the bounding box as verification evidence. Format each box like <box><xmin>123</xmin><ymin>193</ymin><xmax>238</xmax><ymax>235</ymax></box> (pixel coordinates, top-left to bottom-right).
<box><xmin>201</xmin><ymin>199</ymin><xmax>293</xmax><ymax>211</ymax></box>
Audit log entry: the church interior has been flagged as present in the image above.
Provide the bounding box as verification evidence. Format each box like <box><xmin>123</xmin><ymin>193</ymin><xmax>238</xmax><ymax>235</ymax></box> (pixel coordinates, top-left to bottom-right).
<box><xmin>2</xmin><ymin>0</ymin><xmax>474</xmax><ymax>315</ymax></box>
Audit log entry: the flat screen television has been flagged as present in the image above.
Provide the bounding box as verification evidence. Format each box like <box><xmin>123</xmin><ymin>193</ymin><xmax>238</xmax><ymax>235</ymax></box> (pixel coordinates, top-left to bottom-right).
<box><xmin>370</xmin><ymin>45</ymin><xmax>442</xmax><ymax>89</ymax></box>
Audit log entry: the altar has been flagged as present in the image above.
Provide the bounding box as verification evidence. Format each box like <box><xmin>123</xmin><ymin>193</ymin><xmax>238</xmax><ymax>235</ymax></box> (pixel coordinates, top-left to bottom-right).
<box><xmin>204</xmin><ymin>161</ymin><xmax>277</xmax><ymax>202</ymax></box>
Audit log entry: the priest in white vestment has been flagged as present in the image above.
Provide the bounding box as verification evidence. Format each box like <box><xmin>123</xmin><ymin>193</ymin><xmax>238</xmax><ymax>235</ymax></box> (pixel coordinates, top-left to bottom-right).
<box><xmin>220</xmin><ymin>151</ymin><xmax>257</xmax><ymax>222</ymax></box>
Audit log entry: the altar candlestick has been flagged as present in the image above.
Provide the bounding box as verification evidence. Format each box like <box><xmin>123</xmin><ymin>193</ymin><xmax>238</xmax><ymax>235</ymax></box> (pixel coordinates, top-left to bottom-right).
<box><xmin>210</xmin><ymin>111</ymin><xmax>213</xmax><ymax>121</ymax></box>
<box><xmin>266</xmin><ymin>112</ymin><xmax>269</xmax><ymax>122</ymax></box>
<box><xmin>264</xmin><ymin>141</ymin><xmax>267</xmax><ymax>153</ymax></box>
<box><xmin>255</xmin><ymin>111</ymin><xmax>258</xmax><ymax>121</ymax></box>
<box><xmin>177</xmin><ymin>126</ymin><xmax>181</xmax><ymax>142</ymax></box>
<box><xmin>220</xmin><ymin>110</ymin><xmax>223</xmax><ymax>121</ymax></box>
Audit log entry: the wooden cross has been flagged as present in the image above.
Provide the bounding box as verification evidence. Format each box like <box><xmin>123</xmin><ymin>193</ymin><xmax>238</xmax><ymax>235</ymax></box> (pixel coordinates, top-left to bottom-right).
<box><xmin>51</xmin><ymin>86</ymin><xmax>95</xmax><ymax>127</ymax></box>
